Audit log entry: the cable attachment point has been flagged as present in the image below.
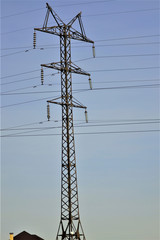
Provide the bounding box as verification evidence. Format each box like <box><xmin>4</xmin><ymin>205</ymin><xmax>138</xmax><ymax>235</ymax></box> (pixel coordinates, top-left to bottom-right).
<box><xmin>41</xmin><ymin>67</ymin><xmax>44</xmax><ymax>85</ymax></box>
<box><xmin>85</xmin><ymin>109</ymin><xmax>88</xmax><ymax>123</ymax></box>
<box><xmin>47</xmin><ymin>103</ymin><xmax>50</xmax><ymax>121</ymax></box>
<box><xmin>88</xmin><ymin>76</ymin><xmax>92</xmax><ymax>90</ymax></box>
<box><xmin>33</xmin><ymin>31</ymin><xmax>36</xmax><ymax>49</ymax></box>
<box><xmin>92</xmin><ymin>44</ymin><xmax>95</xmax><ymax>58</ymax></box>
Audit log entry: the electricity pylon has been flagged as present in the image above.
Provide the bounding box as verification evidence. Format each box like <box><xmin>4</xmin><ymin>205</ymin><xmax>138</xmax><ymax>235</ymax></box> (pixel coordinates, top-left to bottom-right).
<box><xmin>34</xmin><ymin>3</ymin><xmax>94</xmax><ymax>239</ymax></box>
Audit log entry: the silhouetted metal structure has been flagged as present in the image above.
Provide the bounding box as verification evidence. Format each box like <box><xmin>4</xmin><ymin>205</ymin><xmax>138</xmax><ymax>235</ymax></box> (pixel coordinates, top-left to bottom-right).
<box><xmin>34</xmin><ymin>3</ymin><xmax>94</xmax><ymax>239</ymax></box>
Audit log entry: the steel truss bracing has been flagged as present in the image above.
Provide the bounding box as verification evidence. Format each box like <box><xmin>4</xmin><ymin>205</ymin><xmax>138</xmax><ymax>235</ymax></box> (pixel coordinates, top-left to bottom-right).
<box><xmin>34</xmin><ymin>3</ymin><xmax>94</xmax><ymax>240</ymax></box>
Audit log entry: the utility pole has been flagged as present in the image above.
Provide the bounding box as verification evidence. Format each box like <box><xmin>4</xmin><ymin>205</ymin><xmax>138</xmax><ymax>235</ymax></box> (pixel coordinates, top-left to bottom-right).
<box><xmin>34</xmin><ymin>3</ymin><xmax>95</xmax><ymax>239</ymax></box>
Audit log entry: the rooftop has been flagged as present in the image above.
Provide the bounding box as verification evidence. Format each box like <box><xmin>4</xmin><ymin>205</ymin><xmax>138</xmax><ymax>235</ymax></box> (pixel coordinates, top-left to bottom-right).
<box><xmin>14</xmin><ymin>231</ymin><xmax>44</xmax><ymax>240</ymax></box>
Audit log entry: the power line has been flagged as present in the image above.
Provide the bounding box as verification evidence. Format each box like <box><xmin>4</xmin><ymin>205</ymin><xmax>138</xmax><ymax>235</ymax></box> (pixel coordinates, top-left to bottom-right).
<box><xmin>1</xmin><ymin>84</ymin><xmax>159</xmax><ymax>108</ymax></box>
<box><xmin>0</xmin><ymin>120</ymin><xmax>51</xmax><ymax>131</ymax></box>
<box><xmin>1</xmin><ymin>42</ymin><xmax>160</xmax><ymax>57</ymax></box>
<box><xmin>1</xmin><ymin>7</ymin><xmax>159</xmax><ymax>34</ymax></box>
<box><xmin>90</xmin><ymin>84</ymin><xmax>160</xmax><ymax>90</ymax></box>
<box><xmin>1</xmin><ymin>49</ymin><xmax>32</xmax><ymax>58</ymax></box>
<box><xmin>13</xmin><ymin>41</ymin><xmax>156</xmax><ymax>54</ymax></box>
<box><xmin>2</xmin><ymin>78</ymin><xmax>159</xmax><ymax>94</ymax></box>
<box><xmin>92</xmin><ymin>79</ymin><xmax>160</xmax><ymax>84</ymax></box>
<box><xmin>0</xmin><ymin>7</ymin><xmax>44</xmax><ymax>19</ymax></box>
<box><xmin>4</xmin><ymin>1</ymin><xmax>155</xmax><ymax>19</ymax></box>
<box><xmin>3</xmin><ymin>122</ymin><xmax>159</xmax><ymax>137</ymax></box>
<box><xmin>0</xmin><ymin>75</ymin><xmax>41</xmax><ymax>86</ymax></box>
<box><xmin>1</xmin><ymin>83</ymin><xmax>159</xmax><ymax>96</ymax></box>
<box><xmin>89</xmin><ymin>66</ymin><xmax>159</xmax><ymax>73</ymax></box>
<box><xmin>0</xmin><ymin>69</ymin><xmax>40</xmax><ymax>79</ymax></box>
<box><xmin>0</xmin><ymin>95</ymin><xmax>59</xmax><ymax>109</ymax></box>
<box><xmin>45</xmin><ymin>42</ymin><xmax>160</xmax><ymax>50</ymax></box>
<box><xmin>95</xmin><ymin>34</ymin><xmax>160</xmax><ymax>42</ymax></box>
<box><xmin>1</xmin><ymin>118</ymin><xmax>159</xmax><ymax>132</ymax></box>
<box><xmin>1</xmin><ymin>129</ymin><xmax>159</xmax><ymax>137</ymax></box>
<box><xmin>0</xmin><ymin>0</ymin><xmax>116</xmax><ymax>20</ymax></box>
<box><xmin>75</xmin><ymin>53</ymin><xmax>160</xmax><ymax>63</ymax></box>
<box><xmin>83</xmin><ymin>8</ymin><xmax>160</xmax><ymax>17</ymax></box>
<box><xmin>2</xmin><ymin>120</ymin><xmax>159</xmax><ymax>131</ymax></box>
<box><xmin>53</xmin><ymin>0</ymin><xmax>117</xmax><ymax>7</ymax></box>
<box><xmin>1</xmin><ymin>64</ymin><xmax>159</xmax><ymax>82</ymax></box>
<box><xmin>1</xmin><ymin>49</ymin><xmax>159</xmax><ymax>58</ymax></box>
<box><xmin>1</xmin><ymin>83</ymin><xmax>55</xmax><ymax>94</ymax></box>
<box><xmin>0</xmin><ymin>73</ymin><xmax>57</xmax><ymax>86</ymax></box>
<box><xmin>1</xmin><ymin>84</ymin><xmax>42</xmax><ymax>93</ymax></box>
<box><xmin>1</xmin><ymin>34</ymin><xmax>159</xmax><ymax>50</ymax></box>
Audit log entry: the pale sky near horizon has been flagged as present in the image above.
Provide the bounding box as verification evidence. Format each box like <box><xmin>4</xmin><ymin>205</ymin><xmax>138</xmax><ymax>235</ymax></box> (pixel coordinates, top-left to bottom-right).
<box><xmin>1</xmin><ymin>0</ymin><xmax>159</xmax><ymax>240</ymax></box>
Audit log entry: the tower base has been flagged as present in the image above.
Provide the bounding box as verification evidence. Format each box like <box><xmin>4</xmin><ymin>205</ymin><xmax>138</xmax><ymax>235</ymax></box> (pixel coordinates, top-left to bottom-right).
<box><xmin>56</xmin><ymin>219</ymin><xmax>86</xmax><ymax>240</ymax></box>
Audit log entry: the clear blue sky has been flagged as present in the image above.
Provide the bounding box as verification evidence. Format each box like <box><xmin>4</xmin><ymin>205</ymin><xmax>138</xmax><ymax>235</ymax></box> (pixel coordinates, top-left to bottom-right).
<box><xmin>1</xmin><ymin>0</ymin><xmax>159</xmax><ymax>240</ymax></box>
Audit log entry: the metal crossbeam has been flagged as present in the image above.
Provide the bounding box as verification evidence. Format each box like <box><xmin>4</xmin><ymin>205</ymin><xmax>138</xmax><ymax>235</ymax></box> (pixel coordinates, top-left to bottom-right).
<box><xmin>41</xmin><ymin>62</ymin><xmax>90</xmax><ymax>76</ymax></box>
<box><xmin>34</xmin><ymin>3</ymin><xmax>94</xmax><ymax>240</ymax></box>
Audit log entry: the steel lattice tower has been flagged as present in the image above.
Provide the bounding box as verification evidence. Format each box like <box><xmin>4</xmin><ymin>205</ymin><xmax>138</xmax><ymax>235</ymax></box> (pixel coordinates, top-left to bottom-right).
<box><xmin>34</xmin><ymin>3</ymin><xmax>94</xmax><ymax>239</ymax></box>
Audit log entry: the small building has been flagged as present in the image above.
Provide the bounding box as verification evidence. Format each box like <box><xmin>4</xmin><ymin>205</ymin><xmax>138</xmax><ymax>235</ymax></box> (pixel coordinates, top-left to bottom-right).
<box><xmin>9</xmin><ymin>231</ymin><xmax>44</xmax><ymax>240</ymax></box>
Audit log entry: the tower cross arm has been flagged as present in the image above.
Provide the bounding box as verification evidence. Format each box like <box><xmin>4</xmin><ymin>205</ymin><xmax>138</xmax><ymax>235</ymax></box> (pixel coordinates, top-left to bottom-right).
<box><xmin>69</xmin><ymin>62</ymin><xmax>91</xmax><ymax>76</ymax></box>
<box><xmin>69</xmin><ymin>28</ymin><xmax>94</xmax><ymax>44</ymax></box>
<box><xmin>41</xmin><ymin>62</ymin><xmax>91</xmax><ymax>76</ymax></box>
<box><xmin>34</xmin><ymin>26</ymin><xmax>94</xmax><ymax>43</ymax></box>
<box><xmin>34</xmin><ymin>26</ymin><xmax>61</xmax><ymax>37</ymax></box>
<box><xmin>41</xmin><ymin>62</ymin><xmax>61</xmax><ymax>71</ymax></box>
<box><xmin>47</xmin><ymin>97</ymin><xmax>87</xmax><ymax>110</ymax></box>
